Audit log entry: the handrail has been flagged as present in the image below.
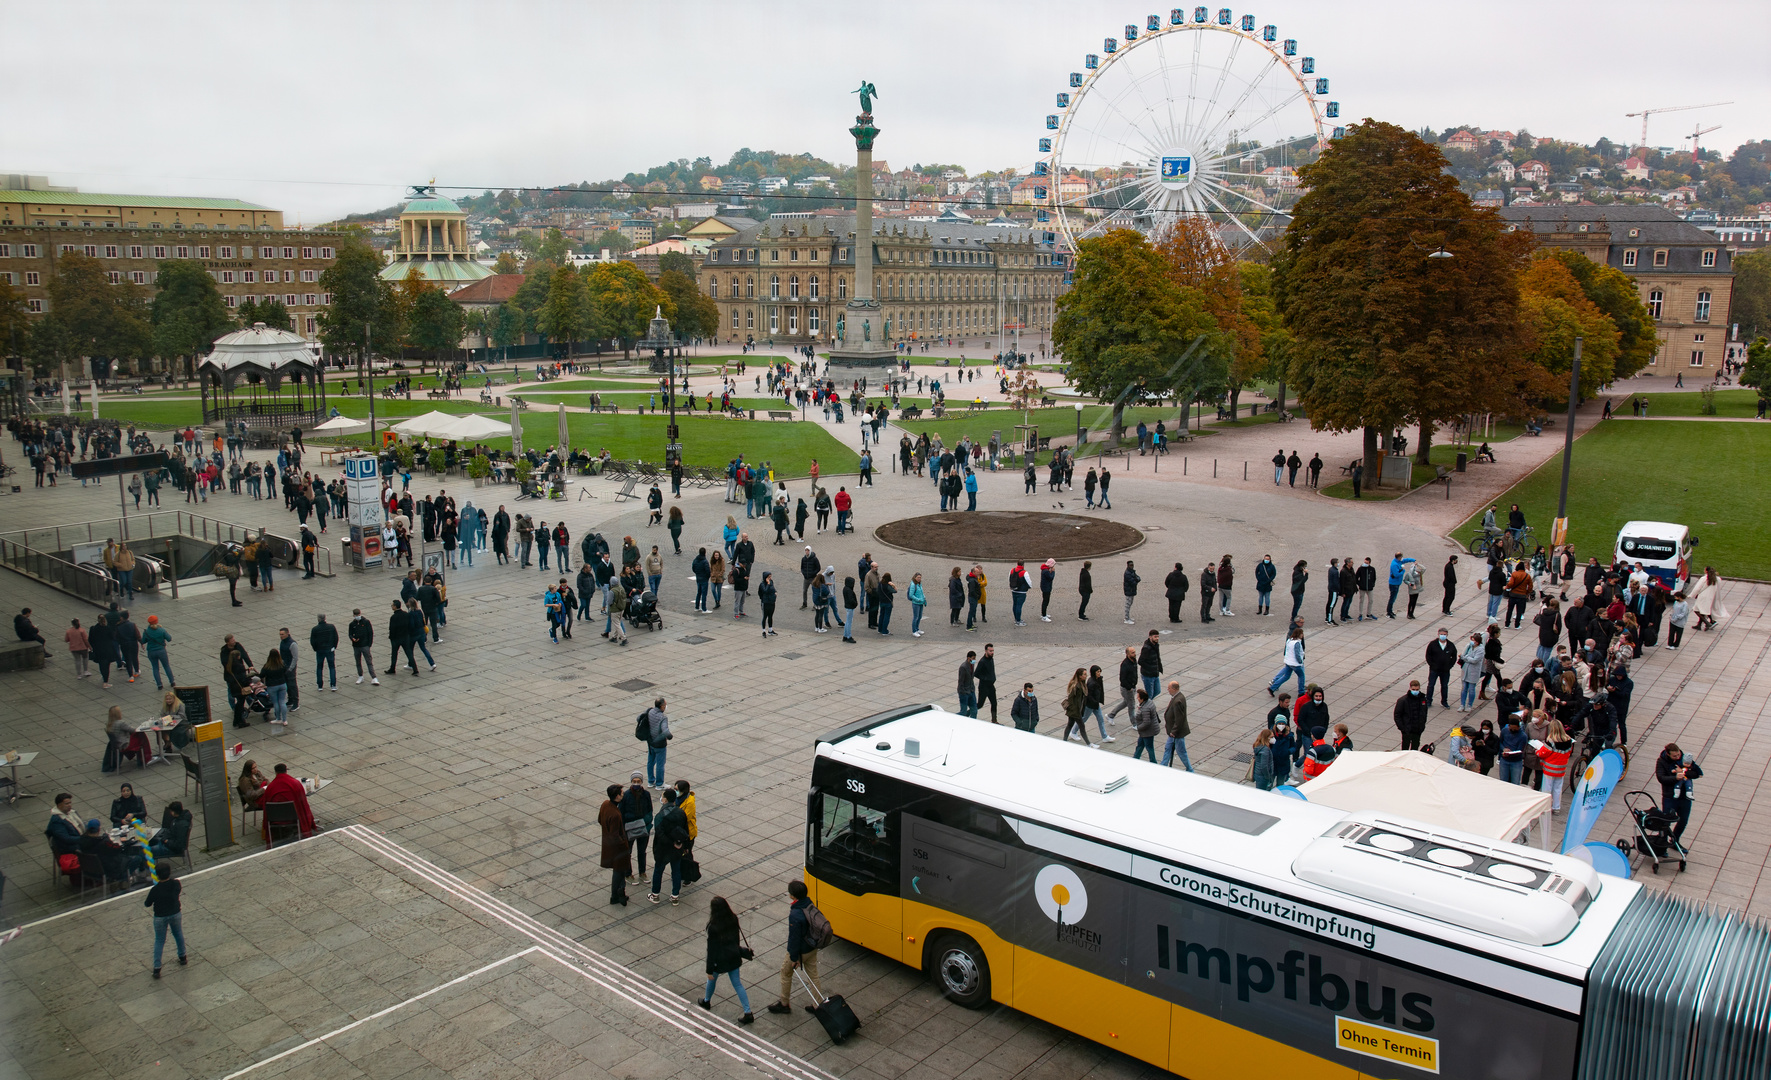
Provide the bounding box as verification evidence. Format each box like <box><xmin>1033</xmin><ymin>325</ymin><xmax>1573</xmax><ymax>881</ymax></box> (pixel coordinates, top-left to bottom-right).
<box><xmin>0</xmin><ymin>537</ymin><xmax>114</xmax><ymax>607</ymax></box>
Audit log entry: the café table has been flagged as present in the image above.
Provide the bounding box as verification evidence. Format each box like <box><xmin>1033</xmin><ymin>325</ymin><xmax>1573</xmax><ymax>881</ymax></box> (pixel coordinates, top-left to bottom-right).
<box><xmin>3</xmin><ymin>751</ymin><xmax>38</xmax><ymax>805</ymax></box>
<box><xmin>135</xmin><ymin>718</ymin><xmax>179</xmax><ymax>765</ymax></box>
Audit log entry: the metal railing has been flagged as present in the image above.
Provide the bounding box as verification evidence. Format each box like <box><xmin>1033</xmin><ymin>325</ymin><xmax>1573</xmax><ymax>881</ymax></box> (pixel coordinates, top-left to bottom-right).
<box><xmin>0</xmin><ymin>537</ymin><xmax>114</xmax><ymax>605</ymax></box>
<box><xmin>0</xmin><ymin>510</ymin><xmax>332</xmax><ymax>604</ymax></box>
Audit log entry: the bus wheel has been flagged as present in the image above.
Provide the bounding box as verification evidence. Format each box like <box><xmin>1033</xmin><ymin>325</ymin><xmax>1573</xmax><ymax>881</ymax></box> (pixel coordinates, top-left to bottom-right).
<box><xmin>928</xmin><ymin>933</ymin><xmax>991</xmax><ymax>1009</ymax></box>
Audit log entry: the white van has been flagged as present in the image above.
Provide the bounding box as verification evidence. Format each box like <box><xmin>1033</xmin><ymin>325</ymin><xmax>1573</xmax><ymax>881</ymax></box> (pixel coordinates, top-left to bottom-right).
<box><xmin>1613</xmin><ymin>521</ymin><xmax>1695</xmax><ymax>588</ymax></box>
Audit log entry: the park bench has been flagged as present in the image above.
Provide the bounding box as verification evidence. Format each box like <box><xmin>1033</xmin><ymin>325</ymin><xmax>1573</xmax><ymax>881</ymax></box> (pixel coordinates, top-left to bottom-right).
<box><xmin>1037</xmin><ymin>396</ymin><xmax>1056</xmax><ymax>407</ymax></box>
<box><xmin>426</xmin><ymin>389</ymin><xmax>451</xmax><ymax>400</ymax></box>
<box><xmin>899</xmin><ymin>405</ymin><xmax>923</xmax><ymax>420</ymax></box>
<box><xmin>1339</xmin><ymin>458</ymin><xmax>1360</xmax><ymax>476</ymax></box>
<box><xmin>1433</xmin><ymin>465</ymin><xmax>1452</xmax><ymax>486</ymax></box>
<box><xmin>767</xmin><ymin>410</ymin><xmax>796</xmax><ymax>421</ymax></box>
<box><xmin>590</xmin><ymin>404</ymin><xmax>620</xmax><ymax>414</ymax></box>
<box><xmin>1171</xmin><ymin>430</ymin><xmax>1195</xmax><ymax>443</ymax></box>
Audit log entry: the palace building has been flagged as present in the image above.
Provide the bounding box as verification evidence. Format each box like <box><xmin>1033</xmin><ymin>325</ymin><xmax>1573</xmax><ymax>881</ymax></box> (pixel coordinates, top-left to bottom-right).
<box><xmin>701</xmin><ymin>214</ymin><xmax>1067</xmax><ymax>345</ymax></box>
<box><xmin>1499</xmin><ymin>205</ymin><xmax>1736</xmax><ymax>376</ymax></box>
<box><xmin>0</xmin><ymin>187</ymin><xmax>341</xmax><ymax>340</ymax></box>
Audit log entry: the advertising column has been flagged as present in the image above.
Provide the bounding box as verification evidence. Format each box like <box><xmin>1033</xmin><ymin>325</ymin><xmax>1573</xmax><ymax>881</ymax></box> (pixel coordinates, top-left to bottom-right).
<box><xmin>344</xmin><ymin>453</ymin><xmax>383</xmax><ymax>570</ymax></box>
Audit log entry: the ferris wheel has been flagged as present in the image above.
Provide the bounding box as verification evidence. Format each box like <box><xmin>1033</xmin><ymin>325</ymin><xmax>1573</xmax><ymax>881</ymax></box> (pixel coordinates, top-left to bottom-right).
<box><xmin>1036</xmin><ymin>8</ymin><xmax>1343</xmax><ymax>254</ymax></box>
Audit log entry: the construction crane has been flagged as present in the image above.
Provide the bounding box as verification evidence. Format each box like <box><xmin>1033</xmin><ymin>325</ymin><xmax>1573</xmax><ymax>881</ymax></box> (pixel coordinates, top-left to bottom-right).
<box><xmin>1688</xmin><ymin>123</ymin><xmax>1722</xmax><ymax>158</ymax></box>
<box><xmin>1625</xmin><ymin>102</ymin><xmax>1731</xmax><ymax>151</ymax></box>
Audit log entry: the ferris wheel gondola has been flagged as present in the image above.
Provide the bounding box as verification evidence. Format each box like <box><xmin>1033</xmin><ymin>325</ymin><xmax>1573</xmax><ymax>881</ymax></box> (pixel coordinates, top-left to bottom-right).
<box><xmin>1040</xmin><ymin>8</ymin><xmax>1344</xmax><ymax>255</ymax></box>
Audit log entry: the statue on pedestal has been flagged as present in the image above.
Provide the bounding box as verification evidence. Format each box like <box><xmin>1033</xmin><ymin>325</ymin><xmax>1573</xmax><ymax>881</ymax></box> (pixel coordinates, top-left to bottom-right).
<box><xmin>863</xmin><ymin>320</ymin><xmax>872</xmax><ymax>343</ymax></box>
<box><xmin>852</xmin><ymin>80</ymin><xmax>878</xmax><ymax>114</ymax></box>
<box><xmin>836</xmin><ymin>314</ymin><xmax>845</xmax><ymax>343</ymax></box>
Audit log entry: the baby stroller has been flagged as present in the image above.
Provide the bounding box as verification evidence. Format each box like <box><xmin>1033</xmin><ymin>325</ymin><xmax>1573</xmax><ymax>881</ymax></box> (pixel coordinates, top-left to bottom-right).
<box><xmin>1617</xmin><ymin>790</ymin><xmax>1688</xmax><ymax>874</ymax></box>
<box><xmin>626</xmin><ymin>589</ymin><xmax>663</xmax><ymax>632</ymax></box>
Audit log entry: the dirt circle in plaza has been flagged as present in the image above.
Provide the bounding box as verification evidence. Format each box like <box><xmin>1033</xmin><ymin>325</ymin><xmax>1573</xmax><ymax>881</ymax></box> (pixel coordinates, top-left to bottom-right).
<box><xmin>873</xmin><ymin>511</ymin><xmax>1145</xmax><ymax>562</ymax></box>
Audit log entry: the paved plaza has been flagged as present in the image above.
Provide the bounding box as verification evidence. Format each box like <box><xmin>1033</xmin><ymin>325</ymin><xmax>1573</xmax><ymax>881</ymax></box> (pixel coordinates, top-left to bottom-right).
<box><xmin>3</xmin><ymin>390</ymin><xmax>1768</xmax><ymax>1080</ymax></box>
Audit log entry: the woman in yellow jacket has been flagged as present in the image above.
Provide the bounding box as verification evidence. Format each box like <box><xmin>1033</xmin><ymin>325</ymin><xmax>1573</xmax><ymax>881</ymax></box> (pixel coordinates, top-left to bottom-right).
<box><xmin>674</xmin><ymin>780</ymin><xmax>701</xmax><ymax>884</ymax></box>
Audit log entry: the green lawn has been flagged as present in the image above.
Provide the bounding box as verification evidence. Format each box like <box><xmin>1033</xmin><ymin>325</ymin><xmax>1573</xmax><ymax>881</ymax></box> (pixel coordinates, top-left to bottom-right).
<box><xmin>1452</xmin><ymin>420</ymin><xmax>1771</xmax><ymax>580</ymax></box>
<box><xmin>1617</xmin><ymin>389</ymin><xmax>1760</xmax><ymax>418</ymax></box>
<box><xmin>890</xmin><ymin>404</ymin><xmax>1196</xmax><ymax>449</ymax></box>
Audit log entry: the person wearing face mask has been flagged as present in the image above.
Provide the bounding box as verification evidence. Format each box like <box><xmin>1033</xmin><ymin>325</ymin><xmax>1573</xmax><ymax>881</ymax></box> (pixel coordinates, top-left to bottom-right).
<box><xmin>1497</xmin><ymin>716</ymin><xmax>1529</xmax><ymax>784</ymax></box>
<box><xmin>1533</xmin><ymin>598</ymin><xmax>1563</xmax><ymax>666</ymax></box>
<box><xmin>1471</xmin><ymin>719</ymin><xmax>1500</xmax><ymax>775</ymax></box>
<box><xmin>1393</xmin><ymin>680</ymin><xmax>1429</xmax><ymax>751</ymax></box>
<box><xmin>1458</xmin><ymin>632</ymin><xmax>1485</xmax><ymax>711</ymax></box>
<box><xmin>1425</xmin><ymin>629</ymin><xmax>1457</xmax><ymax>709</ymax></box>
<box><xmin>1254</xmin><ymin>555</ymin><xmax>1276</xmax><ymax>616</ymax></box>
<box><xmin>1267</xmin><ymin>719</ymin><xmax>1299</xmax><ymax>786</ymax></box>
<box><xmin>1520</xmin><ymin>657</ymin><xmax>1553</xmax><ymax>712</ymax></box>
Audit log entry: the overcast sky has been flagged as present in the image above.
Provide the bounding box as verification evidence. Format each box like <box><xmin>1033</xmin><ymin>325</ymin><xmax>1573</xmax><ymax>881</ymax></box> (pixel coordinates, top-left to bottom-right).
<box><xmin>7</xmin><ymin>0</ymin><xmax>1766</xmax><ymax>221</ymax></box>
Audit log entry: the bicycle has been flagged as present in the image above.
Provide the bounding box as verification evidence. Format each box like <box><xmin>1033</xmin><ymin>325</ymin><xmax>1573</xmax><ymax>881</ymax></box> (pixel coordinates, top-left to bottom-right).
<box><xmin>1468</xmin><ymin>525</ymin><xmax>1535</xmax><ymax>559</ymax></box>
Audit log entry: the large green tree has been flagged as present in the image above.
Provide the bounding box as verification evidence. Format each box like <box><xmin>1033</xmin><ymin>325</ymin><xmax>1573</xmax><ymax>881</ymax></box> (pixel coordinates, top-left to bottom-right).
<box><xmin>1536</xmin><ymin>247</ymin><xmax>1656</xmax><ymax>380</ymax></box>
<box><xmin>1051</xmin><ymin>229</ymin><xmax>1222</xmax><ymax>444</ymax></box>
<box><xmin>149</xmin><ymin>260</ymin><xmax>234</xmax><ymax>383</ymax></box>
<box><xmin>316</xmin><ymin>233</ymin><xmax>399</xmax><ymax>375</ymax></box>
<box><xmin>38</xmin><ymin>252</ymin><xmax>151</xmax><ymax>379</ymax></box>
<box><xmin>658</xmin><ymin>269</ymin><xmax>718</xmax><ymax>342</ymax></box>
<box><xmin>657</xmin><ymin>250</ymin><xmax>695</xmax><ymax>278</ymax></box>
<box><xmin>537</xmin><ymin>262</ymin><xmax>589</xmax><ymax>356</ymax></box>
<box><xmin>409</xmin><ymin>288</ymin><xmax>466</xmax><ymax>368</ymax></box>
<box><xmin>1272</xmin><ymin>120</ymin><xmax>1540</xmax><ymax>476</ymax></box>
<box><xmin>1740</xmin><ymin>337</ymin><xmax>1770</xmax><ymax>404</ymax></box>
<box><xmin>236</xmin><ymin>296</ymin><xmax>291</xmax><ymax>333</ymax></box>
<box><xmin>1731</xmin><ymin>249</ymin><xmax>1771</xmax><ymax>342</ymax></box>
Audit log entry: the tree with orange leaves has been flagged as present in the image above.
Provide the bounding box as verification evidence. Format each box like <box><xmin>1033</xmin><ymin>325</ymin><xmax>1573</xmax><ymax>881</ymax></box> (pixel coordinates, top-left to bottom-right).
<box><xmin>1154</xmin><ymin>218</ymin><xmax>1266</xmax><ymax>418</ymax></box>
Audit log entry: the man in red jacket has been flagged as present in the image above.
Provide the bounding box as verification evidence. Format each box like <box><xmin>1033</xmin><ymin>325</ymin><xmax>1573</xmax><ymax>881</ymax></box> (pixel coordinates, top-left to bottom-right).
<box><xmin>833</xmin><ymin>487</ymin><xmax>853</xmax><ymax>535</ymax></box>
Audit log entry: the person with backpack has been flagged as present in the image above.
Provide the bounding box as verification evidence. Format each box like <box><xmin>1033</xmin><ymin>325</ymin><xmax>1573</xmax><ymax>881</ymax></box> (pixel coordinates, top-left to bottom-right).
<box><xmin>1299</xmin><ymin>726</ymin><xmax>1337</xmax><ymax>780</ymax></box>
<box><xmin>649</xmin><ymin>788</ymin><xmax>691</xmax><ymax>905</ymax></box>
<box><xmin>767</xmin><ymin>879</ymin><xmax>833</xmax><ymax>1015</ymax></box>
<box><xmin>639</xmin><ymin>697</ymin><xmax>671</xmax><ymax>788</ymax></box>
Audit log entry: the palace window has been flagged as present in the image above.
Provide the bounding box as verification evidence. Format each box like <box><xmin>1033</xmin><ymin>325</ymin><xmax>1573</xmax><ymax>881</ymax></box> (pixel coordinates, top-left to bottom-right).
<box><xmin>731</xmin><ymin>309</ymin><xmax>740</xmax><ymax>331</ymax></box>
<box><xmin>1652</xmin><ymin>249</ymin><xmax>1668</xmax><ymax>267</ymax></box>
<box><xmin>838</xmin><ymin>277</ymin><xmax>848</xmax><ymax>299</ymax></box>
<box><xmin>1648</xmin><ymin>290</ymin><xmax>1663</xmax><ymax>320</ymax></box>
<box><xmin>746</xmin><ymin>308</ymin><xmax>754</xmax><ymax>330</ymax></box>
<box><xmin>1696</xmin><ymin>291</ymin><xmax>1711</xmax><ymax>322</ymax></box>
<box><xmin>131</xmin><ymin>271</ymin><xmax>146</xmax><ymax>284</ymax></box>
<box><xmin>809</xmin><ymin>308</ymin><xmax>820</xmax><ymax>332</ymax></box>
<box><xmin>746</xmin><ymin>276</ymin><xmax>755</xmax><ymax>299</ymax></box>
<box><xmin>770</xmin><ymin>275</ymin><xmax>780</xmax><ymax>300</ymax></box>
<box><xmin>1701</xmin><ymin>249</ymin><xmax>1716</xmax><ymax>267</ymax></box>
<box><xmin>788</xmin><ymin>307</ymin><xmax>799</xmax><ymax>333</ymax></box>
<box><xmin>809</xmin><ymin>275</ymin><xmax>820</xmax><ymax>299</ymax></box>
<box><xmin>708</xmin><ymin>277</ymin><xmax>718</xmax><ymax>298</ymax></box>
<box><xmin>243</xmin><ymin>271</ymin><xmax>257</xmax><ymax>283</ymax></box>
<box><xmin>27</xmin><ymin>299</ymin><xmax>44</xmax><ymax>312</ymax></box>
<box><xmin>789</xmin><ymin>275</ymin><xmax>800</xmax><ymax>300</ymax></box>
<box><xmin>25</xmin><ymin>271</ymin><xmax>40</xmax><ymax>285</ymax></box>
<box><xmin>106</xmin><ymin>271</ymin><xmax>122</xmax><ymax>284</ymax></box>
<box><xmin>769</xmin><ymin>307</ymin><xmax>779</xmax><ymax>333</ymax></box>
<box><xmin>1690</xmin><ymin>351</ymin><xmax>1705</xmax><ymax>367</ymax></box>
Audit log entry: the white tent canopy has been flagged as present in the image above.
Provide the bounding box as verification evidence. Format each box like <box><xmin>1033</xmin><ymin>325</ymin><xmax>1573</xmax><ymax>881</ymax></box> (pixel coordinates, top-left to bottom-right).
<box><xmin>390</xmin><ymin>410</ymin><xmax>465</xmax><ymax>439</ymax></box>
<box><xmin>436</xmin><ymin>413</ymin><xmax>512</xmax><ymax>441</ymax></box>
<box><xmin>311</xmin><ymin>414</ymin><xmax>368</xmax><ymax>435</ymax></box>
<box><xmin>1299</xmin><ymin>750</ymin><xmax>1553</xmax><ymax>847</ymax></box>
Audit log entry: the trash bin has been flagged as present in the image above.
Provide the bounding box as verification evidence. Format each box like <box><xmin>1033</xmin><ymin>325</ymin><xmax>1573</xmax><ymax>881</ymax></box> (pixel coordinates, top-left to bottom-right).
<box><xmin>1455</xmin><ymin>452</ymin><xmax>1468</xmax><ymax>473</ymax></box>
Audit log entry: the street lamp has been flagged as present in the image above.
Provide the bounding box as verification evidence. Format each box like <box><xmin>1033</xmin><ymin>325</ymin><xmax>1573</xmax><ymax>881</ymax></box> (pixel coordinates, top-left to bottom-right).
<box><xmin>1074</xmin><ymin>401</ymin><xmax>1085</xmax><ymax>448</ymax></box>
<box><xmin>638</xmin><ymin>307</ymin><xmax>682</xmax><ymax>494</ymax></box>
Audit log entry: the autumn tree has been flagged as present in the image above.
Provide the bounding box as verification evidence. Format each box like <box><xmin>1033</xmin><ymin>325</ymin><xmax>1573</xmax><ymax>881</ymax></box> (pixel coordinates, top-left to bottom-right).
<box><xmin>0</xmin><ymin>278</ymin><xmax>27</xmax><ymax>361</ymax></box>
<box><xmin>586</xmin><ymin>261</ymin><xmax>663</xmax><ymax>359</ymax></box>
<box><xmin>1052</xmin><ymin>229</ymin><xmax>1223</xmax><ymax>445</ymax></box>
<box><xmin>1155</xmin><ymin>216</ymin><xmax>1264</xmax><ymax>416</ymax></box>
<box><xmin>1740</xmin><ymin>337</ymin><xmax>1770</xmax><ymax>405</ymax></box>
<box><xmin>1534</xmin><ymin>247</ymin><xmax>1656</xmax><ymax>380</ymax></box>
<box><xmin>491</xmin><ymin>251</ymin><xmax>521</xmax><ymax>276</ymax></box>
<box><xmin>1272</xmin><ymin>120</ymin><xmax>1540</xmax><ymax>476</ymax></box>
<box><xmin>1517</xmin><ymin>254</ymin><xmax>1621</xmax><ymax>398</ymax></box>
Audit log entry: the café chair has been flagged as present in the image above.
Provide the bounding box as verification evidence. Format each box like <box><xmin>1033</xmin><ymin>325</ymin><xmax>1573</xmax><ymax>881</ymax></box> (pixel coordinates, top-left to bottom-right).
<box><xmin>77</xmin><ymin>853</ymin><xmax>120</xmax><ymax>901</ymax></box>
<box><xmin>182</xmin><ymin>755</ymin><xmax>203</xmax><ymax>800</ymax></box>
<box><xmin>264</xmin><ymin>801</ymin><xmax>300</xmax><ymax>847</ymax></box>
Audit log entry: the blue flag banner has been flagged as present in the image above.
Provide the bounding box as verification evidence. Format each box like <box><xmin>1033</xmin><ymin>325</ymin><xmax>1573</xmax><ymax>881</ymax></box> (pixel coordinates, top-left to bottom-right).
<box><xmin>1561</xmin><ymin>748</ymin><xmax>1625</xmax><ymax>854</ymax></box>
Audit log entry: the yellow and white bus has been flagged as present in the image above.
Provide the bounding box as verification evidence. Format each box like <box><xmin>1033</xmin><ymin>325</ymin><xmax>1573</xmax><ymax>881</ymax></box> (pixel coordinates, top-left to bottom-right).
<box><xmin>804</xmin><ymin>706</ymin><xmax>1770</xmax><ymax>1080</ymax></box>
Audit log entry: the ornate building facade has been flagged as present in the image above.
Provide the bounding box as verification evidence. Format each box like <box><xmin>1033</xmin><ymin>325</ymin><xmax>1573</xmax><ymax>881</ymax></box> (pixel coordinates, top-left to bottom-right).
<box><xmin>701</xmin><ymin>214</ymin><xmax>1067</xmax><ymax>346</ymax></box>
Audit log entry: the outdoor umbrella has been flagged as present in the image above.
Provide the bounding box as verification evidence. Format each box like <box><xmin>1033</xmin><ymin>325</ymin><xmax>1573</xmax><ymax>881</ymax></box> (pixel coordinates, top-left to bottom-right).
<box><xmin>557</xmin><ymin>402</ymin><xmax>569</xmax><ymax>462</ymax></box>
<box><xmin>510</xmin><ymin>399</ymin><xmax>524</xmax><ymax>456</ymax></box>
<box><xmin>311</xmin><ymin>414</ymin><xmax>368</xmax><ymax>435</ymax></box>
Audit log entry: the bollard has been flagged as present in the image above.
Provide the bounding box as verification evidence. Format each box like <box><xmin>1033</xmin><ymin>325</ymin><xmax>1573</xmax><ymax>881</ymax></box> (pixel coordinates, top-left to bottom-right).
<box><xmin>1213</xmin><ymin>459</ymin><xmax>1217</xmax><ymax>478</ymax></box>
<box><xmin>1183</xmin><ymin>456</ymin><xmax>1187</xmax><ymax>475</ymax></box>
<box><xmin>1243</xmin><ymin>461</ymin><xmax>1248</xmax><ymax>481</ymax></box>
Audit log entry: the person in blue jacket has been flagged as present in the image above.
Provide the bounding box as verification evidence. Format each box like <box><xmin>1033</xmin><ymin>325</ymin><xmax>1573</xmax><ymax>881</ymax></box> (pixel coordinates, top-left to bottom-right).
<box><xmin>1387</xmin><ymin>553</ymin><xmax>1410</xmax><ymax>619</ymax></box>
